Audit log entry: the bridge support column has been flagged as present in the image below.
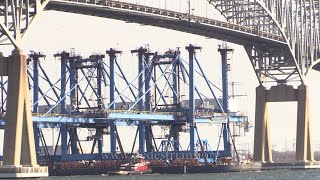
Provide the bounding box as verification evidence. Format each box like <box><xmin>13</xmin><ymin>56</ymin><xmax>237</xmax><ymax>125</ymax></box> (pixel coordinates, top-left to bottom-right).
<box><xmin>0</xmin><ymin>50</ymin><xmax>48</xmax><ymax>178</ymax></box>
<box><xmin>253</xmin><ymin>85</ymin><xmax>272</xmax><ymax>162</ymax></box>
<box><xmin>253</xmin><ymin>83</ymin><xmax>314</xmax><ymax>162</ymax></box>
<box><xmin>3</xmin><ymin>50</ymin><xmax>37</xmax><ymax>165</ymax></box>
<box><xmin>296</xmin><ymin>84</ymin><xmax>314</xmax><ymax>161</ymax></box>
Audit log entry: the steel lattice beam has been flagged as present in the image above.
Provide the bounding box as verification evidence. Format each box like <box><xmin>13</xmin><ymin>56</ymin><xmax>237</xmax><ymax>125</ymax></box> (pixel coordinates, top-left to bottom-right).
<box><xmin>209</xmin><ymin>0</ymin><xmax>320</xmax><ymax>83</ymax></box>
<box><xmin>2</xmin><ymin>0</ymin><xmax>320</xmax><ymax>84</ymax></box>
<box><xmin>0</xmin><ymin>0</ymin><xmax>50</xmax><ymax>49</ymax></box>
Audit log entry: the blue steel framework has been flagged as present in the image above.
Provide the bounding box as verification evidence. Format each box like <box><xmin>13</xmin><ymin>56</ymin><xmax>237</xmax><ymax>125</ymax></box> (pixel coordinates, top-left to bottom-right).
<box><xmin>218</xmin><ymin>43</ymin><xmax>234</xmax><ymax>157</ymax></box>
<box><xmin>106</xmin><ymin>48</ymin><xmax>122</xmax><ymax>155</ymax></box>
<box><xmin>0</xmin><ymin>45</ymin><xmax>247</xmax><ymax>162</ymax></box>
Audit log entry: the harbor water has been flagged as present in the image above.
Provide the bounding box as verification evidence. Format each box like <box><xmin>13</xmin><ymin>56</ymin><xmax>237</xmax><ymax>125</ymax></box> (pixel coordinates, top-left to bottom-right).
<box><xmin>48</xmin><ymin>169</ymin><xmax>320</xmax><ymax>180</ymax></box>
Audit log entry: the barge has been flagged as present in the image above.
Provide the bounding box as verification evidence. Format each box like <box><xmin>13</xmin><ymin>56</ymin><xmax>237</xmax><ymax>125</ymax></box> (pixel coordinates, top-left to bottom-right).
<box><xmin>49</xmin><ymin>157</ymin><xmax>260</xmax><ymax>176</ymax></box>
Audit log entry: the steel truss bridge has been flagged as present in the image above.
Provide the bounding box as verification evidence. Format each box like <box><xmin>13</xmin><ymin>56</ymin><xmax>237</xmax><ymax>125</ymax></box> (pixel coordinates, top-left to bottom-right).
<box><xmin>1</xmin><ymin>0</ymin><xmax>320</xmax><ymax>84</ymax></box>
<box><xmin>0</xmin><ymin>0</ymin><xmax>319</xmax><ymax>164</ymax></box>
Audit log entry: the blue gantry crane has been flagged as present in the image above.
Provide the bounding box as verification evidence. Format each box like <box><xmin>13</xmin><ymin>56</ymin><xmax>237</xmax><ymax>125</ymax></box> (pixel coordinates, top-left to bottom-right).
<box><xmin>0</xmin><ymin>44</ymin><xmax>247</xmax><ymax>164</ymax></box>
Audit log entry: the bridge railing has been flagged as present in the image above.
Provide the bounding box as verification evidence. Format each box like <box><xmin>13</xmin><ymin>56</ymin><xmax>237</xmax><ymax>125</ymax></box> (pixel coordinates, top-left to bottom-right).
<box><xmin>67</xmin><ymin>0</ymin><xmax>213</xmax><ymax>18</ymax></box>
<box><xmin>54</xmin><ymin>0</ymin><xmax>285</xmax><ymax>42</ymax></box>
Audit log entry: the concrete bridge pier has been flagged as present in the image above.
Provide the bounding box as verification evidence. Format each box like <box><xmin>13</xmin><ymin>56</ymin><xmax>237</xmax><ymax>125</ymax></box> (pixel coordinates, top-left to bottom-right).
<box><xmin>253</xmin><ymin>84</ymin><xmax>314</xmax><ymax>162</ymax></box>
<box><xmin>296</xmin><ymin>84</ymin><xmax>314</xmax><ymax>161</ymax></box>
<box><xmin>253</xmin><ymin>85</ymin><xmax>272</xmax><ymax>162</ymax></box>
<box><xmin>0</xmin><ymin>50</ymin><xmax>48</xmax><ymax>178</ymax></box>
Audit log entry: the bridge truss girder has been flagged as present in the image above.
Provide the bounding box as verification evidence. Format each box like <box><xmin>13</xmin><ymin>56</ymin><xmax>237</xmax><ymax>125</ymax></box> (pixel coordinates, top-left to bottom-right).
<box><xmin>245</xmin><ymin>45</ymin><xmax>300</xmax><ymax>84</ymax></box>
<box><xmin>209</xmin><ymin>0</ymin><xmax>320</xmax><ymax>83</ymax></box>
<box><xmin>0</xmin><ymin>0</ymin><xmax>49</xmax><ymax>49</ymax></box>
<box><xmin>2</xmin><ymin>0</ymin><xmax>320</xmax><ymax>84</ymax></box>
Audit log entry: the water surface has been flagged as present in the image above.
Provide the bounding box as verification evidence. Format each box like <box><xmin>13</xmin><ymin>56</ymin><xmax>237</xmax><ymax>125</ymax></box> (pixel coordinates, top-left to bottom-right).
<box><xmin>48</xmin><ymin>169</ymin><xmax>320</xmax><ymax>180</ymax></box>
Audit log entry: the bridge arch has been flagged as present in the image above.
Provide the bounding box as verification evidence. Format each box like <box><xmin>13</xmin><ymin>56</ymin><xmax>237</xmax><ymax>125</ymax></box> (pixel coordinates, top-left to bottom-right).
<box><xmin>1</xmin><ymin>0</ymin><xmax>319</xmax><ymax>82</ymax></box>
<box><xmin>310</xmin><ymin>58</ymin><xmax>320</xmax><ymax>72</ymax></box>
<box><xmin>208</xmin><ymin>0</ymin><xmax>317</xmax><ymax>162</ymax></box>
<box><xmin>208</xmin><ymin>0</ymin><xmax>284</xmax><ymax>37</ymax></box>
<box><xmin>209</xmin><ymin>0</ymin><xmax>320</xmax><ymax>82</ymax></box>
<box><xmin>208</xmin><ymin>0</ymin><xmax>303</xmax><ymax>82</ymax></box>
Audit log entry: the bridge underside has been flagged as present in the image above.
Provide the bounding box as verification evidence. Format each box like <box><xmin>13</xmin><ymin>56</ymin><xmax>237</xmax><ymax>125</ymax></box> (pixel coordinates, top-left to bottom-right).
<box><xmin>46</xmin><ymin>1</ymin><xmax>286</xmax><ymax>49</ymax></box>
<box><xmin>46</xmin><ymin>1</ymin><xmax>306</xmax><ymax>84</ymax></box>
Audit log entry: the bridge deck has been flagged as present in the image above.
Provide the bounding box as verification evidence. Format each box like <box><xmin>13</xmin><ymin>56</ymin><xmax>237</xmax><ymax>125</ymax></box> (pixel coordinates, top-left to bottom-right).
<box><xmin>46</xmin><ymin>0</ymin><xmax>286</xmax><ymax>47</ymax></box>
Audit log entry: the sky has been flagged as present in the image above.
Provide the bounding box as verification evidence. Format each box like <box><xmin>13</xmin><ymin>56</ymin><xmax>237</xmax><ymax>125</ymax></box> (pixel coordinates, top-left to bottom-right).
<box><xmin>2</xmin><ymin>1</ymin><xmax>320</xmax><ymax>152</ymax></box>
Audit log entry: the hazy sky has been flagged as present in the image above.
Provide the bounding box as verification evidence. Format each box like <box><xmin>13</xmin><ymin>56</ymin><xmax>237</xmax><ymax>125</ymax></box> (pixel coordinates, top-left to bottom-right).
<box><xmin>4</xmin><ymin>2</ymin><xmax>320</xmax><ymax>151</ymax></box>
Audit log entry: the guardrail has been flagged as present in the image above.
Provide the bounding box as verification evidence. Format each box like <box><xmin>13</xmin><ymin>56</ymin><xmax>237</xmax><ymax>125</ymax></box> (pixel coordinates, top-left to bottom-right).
<box><xmin>52</xmin><ymin>0</ymin><xmax>285</xmax><ymax>42</ymax></box>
